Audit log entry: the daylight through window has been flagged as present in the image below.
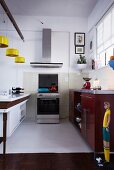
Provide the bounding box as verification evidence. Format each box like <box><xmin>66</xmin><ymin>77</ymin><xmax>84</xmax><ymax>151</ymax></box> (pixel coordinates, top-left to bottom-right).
<box><xmin>96</xmin><ymin>6</ymin><xmax>114</xmax><ymax>68</ymax></box>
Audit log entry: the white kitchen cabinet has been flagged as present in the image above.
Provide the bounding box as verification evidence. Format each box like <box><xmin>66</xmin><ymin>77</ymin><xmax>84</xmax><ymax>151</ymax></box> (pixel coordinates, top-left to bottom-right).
<box><xmin>7</xmin><ymin>105</ymin><xmax>21</xmax><ymax>137</ymax></box>
<box><xmin>0</xmin><ymin>100</ymin><xmax>27</xmax><ymax>137</ymax></box>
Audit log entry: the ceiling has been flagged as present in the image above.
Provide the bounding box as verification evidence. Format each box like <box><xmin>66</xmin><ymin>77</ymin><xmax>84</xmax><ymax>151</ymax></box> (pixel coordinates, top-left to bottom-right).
<box><xmin>3</xmin><ymin>0</ymin><xmax>98</xmax><ymax>17</ymax></box>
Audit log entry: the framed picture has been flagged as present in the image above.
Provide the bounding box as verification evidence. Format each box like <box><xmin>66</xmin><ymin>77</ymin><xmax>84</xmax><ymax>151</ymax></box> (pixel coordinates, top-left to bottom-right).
<box><xmin>89</xmin><ymin>28</ymin><xmax>94</xmax><ymax>54</ymax></box>
<box><xmin>75</xmin><ymin>46</ymin><xmax>85</xmax><ymax>54</ymax></box>
<box><xmin>74</xmin><ymin>32</ymin><xmax>85</xmax><ymax>46</ymax></box>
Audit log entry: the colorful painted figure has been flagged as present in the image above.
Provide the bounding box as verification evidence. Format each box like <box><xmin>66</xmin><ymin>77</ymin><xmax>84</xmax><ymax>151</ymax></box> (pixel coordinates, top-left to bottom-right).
<box><xmin>103</xmin><ymin>101</ymin><xmax>111</xmax><ymax>164</ymax></box>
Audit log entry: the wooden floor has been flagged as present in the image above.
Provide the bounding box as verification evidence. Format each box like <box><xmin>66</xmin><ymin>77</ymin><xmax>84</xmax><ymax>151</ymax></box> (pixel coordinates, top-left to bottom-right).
<box><xmin>0</xmin><ymin>153</ymin><xmax>111</xmax><ymax>170</ymax></box>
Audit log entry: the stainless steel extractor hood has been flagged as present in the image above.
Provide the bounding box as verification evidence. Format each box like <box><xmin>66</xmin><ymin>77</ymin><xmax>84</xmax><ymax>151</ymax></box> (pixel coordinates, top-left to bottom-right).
<box><xmin>30</xmin><ymin>29</ymin><xmax>63</xmax><ymax>68</ymax></box>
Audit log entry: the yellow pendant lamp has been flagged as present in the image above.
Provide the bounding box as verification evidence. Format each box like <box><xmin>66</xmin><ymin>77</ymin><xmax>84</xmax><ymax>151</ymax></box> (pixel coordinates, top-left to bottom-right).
<box><xmin>0</xmin><ymin>35</ymin><xmax>9</xmax><ymax>48</ymax></box>
<box><xmin>15</xmin><ymin>56</ymin><xmax>25</xmax><ymax>63</ymax></box>
<box><xmin>6</xmin><ymin>48</ymin><xmax>19</xmax><ymax>57</ymax></box>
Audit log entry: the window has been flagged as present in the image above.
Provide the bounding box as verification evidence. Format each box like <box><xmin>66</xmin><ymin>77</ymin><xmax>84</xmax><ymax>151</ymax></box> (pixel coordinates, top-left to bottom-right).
<box><xmin>96</xmin><ymin>6</ymin><xmax>114</xmax><ymax>68</ymax></box>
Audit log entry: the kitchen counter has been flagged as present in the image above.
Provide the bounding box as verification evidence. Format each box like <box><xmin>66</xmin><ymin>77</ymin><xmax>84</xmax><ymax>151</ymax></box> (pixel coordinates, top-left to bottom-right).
<box><xmin>71</xmin><ymin>89</ymin><xmax>114</xmax><ymax>94</ymax></box>
<box><xmin>0</xmin><ymin>93</ymin><xmax>30</xmax><ymax>156</ymax></box>
<box><xmin>0</xmin><ymin>93</ymin><xmax>30</xmax><ymax>102</ymax></box>
<box><xmin>0</xmin><ymin>93</ymin><xmax>30</xmax><ymax>110</ymax></box>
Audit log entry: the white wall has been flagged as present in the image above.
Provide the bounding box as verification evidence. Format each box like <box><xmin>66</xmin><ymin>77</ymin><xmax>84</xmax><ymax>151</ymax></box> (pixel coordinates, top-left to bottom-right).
<box><xmin>88</xmin><ymin>0</ymin><xmax>114</xmax><ymax>30</ymax></box>
<box><xmin>89</xmin><ymin>66</ymin><xmax>114</xmax><ymax>90</ymax></box>
<box><xmin>14</xmin><ymin>15</ymin><xmax>88</xmax><ymax>73</ymax></box>
<box><xmin>0</xmin><ymin>15</ymin><xmax>88</xmax><ymax>119</ymax></box>
<box><xmin>0</xmin><ymin>15</ymin><xmax>88</xmax><ymax>91</ymax></box>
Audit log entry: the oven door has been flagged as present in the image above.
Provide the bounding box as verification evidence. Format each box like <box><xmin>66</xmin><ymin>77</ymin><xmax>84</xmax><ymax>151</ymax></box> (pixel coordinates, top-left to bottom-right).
<box><xmin>37</xmin><ymin>98</ymin><xmax>59</xmax><ymax>115</ymax></box>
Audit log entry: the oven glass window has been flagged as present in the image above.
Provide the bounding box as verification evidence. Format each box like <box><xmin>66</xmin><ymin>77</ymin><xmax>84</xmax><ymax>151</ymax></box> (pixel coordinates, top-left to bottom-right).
<box><xmin>37</xmin><ymin>98</ymin><xmax>59</xmax><ymax>115</ymax></box>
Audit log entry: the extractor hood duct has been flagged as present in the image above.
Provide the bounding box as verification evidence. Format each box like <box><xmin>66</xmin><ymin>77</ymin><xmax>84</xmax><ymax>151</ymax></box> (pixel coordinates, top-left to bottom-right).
<box><xmin>30</xmin><ymin>29</ymin><xmax>63</xmax><ymax>68</ymax></box>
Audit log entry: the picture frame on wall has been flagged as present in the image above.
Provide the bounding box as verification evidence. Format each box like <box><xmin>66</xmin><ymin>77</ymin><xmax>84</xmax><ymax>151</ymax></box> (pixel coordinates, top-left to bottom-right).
<box><xmin>75</xmin><ymin>46</ymin><xmax>85</xmax><ymax>54</ymax></box>
<box><xmin>74</xmin><ymin>32</ymin><xmax>85</xmax><ymax>46</ymax></box>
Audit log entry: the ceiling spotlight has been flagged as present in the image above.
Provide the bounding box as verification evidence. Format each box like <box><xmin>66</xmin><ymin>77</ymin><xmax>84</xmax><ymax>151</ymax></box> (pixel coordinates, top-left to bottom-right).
<box><xmin>40</xmin><ymin>20</ymin><xmax>43</xmax><ymax>24</ymax></box>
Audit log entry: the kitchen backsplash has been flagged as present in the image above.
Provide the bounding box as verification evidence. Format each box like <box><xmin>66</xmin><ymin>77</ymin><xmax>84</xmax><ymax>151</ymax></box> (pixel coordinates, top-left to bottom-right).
<box><xmin>0</xmin><ymin>89</ymin><xmax>11</xmax><ymax>97</ymax></box>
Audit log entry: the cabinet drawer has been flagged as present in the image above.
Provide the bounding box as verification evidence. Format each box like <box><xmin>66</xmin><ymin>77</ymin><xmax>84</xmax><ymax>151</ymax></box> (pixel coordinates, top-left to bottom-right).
<box><xmin>81</xmin><ymin>93</ymin><xmax>95</xmax><ymax>100</ymax></box>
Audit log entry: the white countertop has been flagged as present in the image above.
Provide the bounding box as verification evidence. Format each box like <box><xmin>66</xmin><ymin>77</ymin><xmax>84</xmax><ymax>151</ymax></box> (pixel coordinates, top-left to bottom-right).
<box><xmin>0</xmin><ymin>93</ymin><xmax>30</xmax><ymax>102</ymax></box>
<box><xmin>73</xmin><ymin>89</ymin><xmax>114</xmax><ymax>94</ymax></box>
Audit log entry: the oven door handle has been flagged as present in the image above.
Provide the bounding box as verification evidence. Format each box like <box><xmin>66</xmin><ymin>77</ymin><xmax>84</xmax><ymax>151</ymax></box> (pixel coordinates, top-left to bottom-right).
<box><xmin>39</xmin><ymin>98</ymin><xmax>58</xmax><ymax>100</ymax></box>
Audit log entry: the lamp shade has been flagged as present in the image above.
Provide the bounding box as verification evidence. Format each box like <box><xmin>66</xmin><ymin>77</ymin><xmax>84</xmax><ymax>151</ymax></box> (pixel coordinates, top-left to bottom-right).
<box><xmin>15</xmin><ymin>56</ymin><xmax>25</xmax><ymax>63</ymax></box>
<box><xmin>0</xmin><ymin>36</ymin><xmax>9</xmax><ymax>48</ymax></box>
<box><xmin>6</xmin><ymin>48</ymin><xmax>19</xmax><ymax>57</ymax></box>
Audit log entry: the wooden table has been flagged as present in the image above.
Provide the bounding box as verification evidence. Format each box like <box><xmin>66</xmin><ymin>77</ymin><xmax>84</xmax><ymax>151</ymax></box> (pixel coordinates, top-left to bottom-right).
<box><xmin>0</xmin><ymin>94</ymin><xmax>30</xmax><ymax>157</ymax></box>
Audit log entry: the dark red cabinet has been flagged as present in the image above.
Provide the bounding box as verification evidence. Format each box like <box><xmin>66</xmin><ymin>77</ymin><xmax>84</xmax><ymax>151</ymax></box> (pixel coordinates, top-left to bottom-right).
<box><xmin>81</xmin><ymin>93</ymin><xmax>95</xmax><ymax>150</ymax></box>
<box><xmin>69</xmin><ymin>90</ymin><xmax>114</xmax><ymax>152</ymax></box>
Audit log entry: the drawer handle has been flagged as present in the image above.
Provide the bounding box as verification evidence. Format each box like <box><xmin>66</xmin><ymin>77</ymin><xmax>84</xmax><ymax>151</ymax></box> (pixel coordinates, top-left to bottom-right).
<box><xmin>86</xmin><ymin>96</ymin><xmax>92</xmax><ymax>99</ymax></box>
<box><xmin>80</xmin><ymin>95</ymin><xmax>92</xmax><ymax>99</ymax></box>
<box><xmin>39</xmin><ymin>98</ymin><xmax>57</xmax><ymax>100</ymax></box>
